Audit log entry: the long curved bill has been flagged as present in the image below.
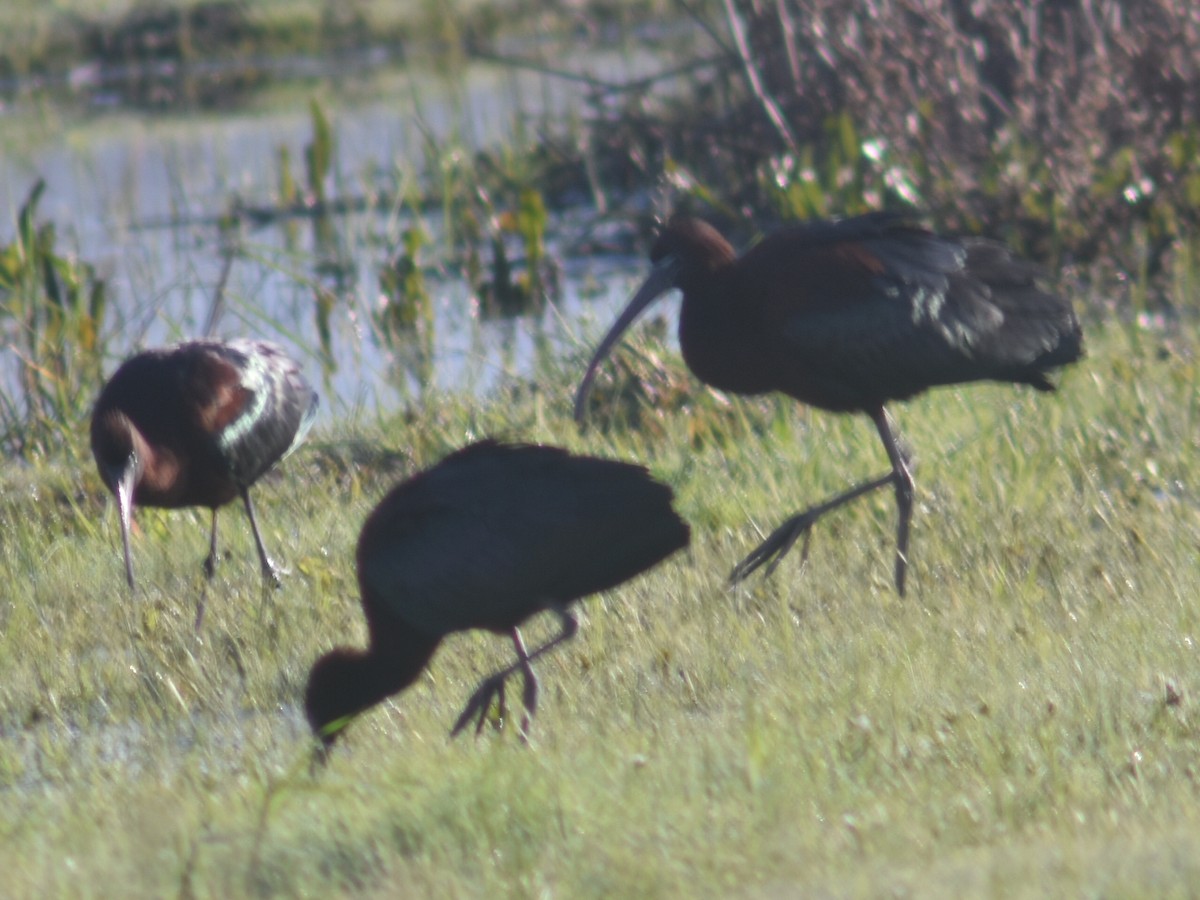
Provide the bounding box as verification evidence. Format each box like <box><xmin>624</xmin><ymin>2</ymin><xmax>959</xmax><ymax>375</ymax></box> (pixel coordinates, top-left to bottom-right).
<box><xmin>573</xmin><ymin>256</ymin><xmax>680</xmax><ymax>424</ymax></box>
<box><xmin>115</xmin><ymin>466</ymin><xmax>137</xmax><ymax>591</ymax></box>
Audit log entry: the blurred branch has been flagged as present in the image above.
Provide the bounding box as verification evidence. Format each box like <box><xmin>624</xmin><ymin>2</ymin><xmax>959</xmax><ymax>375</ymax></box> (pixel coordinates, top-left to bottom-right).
<box><xmin>720</xmin><ymin>0</ymin><xmax>798</xmax><ymax>154</ymax></box>
<box><xmin>465</xmin><ymin>47</ymin><xmax>730</xmax><ymax>97</ymax></box>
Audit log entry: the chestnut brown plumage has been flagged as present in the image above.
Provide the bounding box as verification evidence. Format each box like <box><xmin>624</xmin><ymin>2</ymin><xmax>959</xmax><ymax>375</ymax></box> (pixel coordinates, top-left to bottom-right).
<box><xmin>575</xmin><ymin>213</ymin><xmax>1083</xmax><ymax>594</ymax></box>
<box><xmin>304</xmin><ymin>440</ymin><xmax>690</xmax><ymax>753</ymax></box>
<box><xmin>91</xmin><ymin>339</ymin><xmax>318</xmax><ymax>601</ymax></box>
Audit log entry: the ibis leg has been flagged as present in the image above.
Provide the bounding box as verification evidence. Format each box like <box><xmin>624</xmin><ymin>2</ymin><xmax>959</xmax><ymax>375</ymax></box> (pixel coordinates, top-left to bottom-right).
<box><xmin>511</xmin><ymin>627</ymin><xmax>538</xmax><ymax>737</ymax></box>
<box><xmin>202</xmin><ymin>509</ymin><xmax>220</xmax><ymax>580</ymax></box>
<box><xmin>192</xmin><ymin>510</ymin><xmax>223</xmax><ymax>630</ymax></box>
<box><xmin>241</xmin><ymin>488</ymin><xmax>283</xmax><ymax>589</ymax></box>
<box><xmin>872</xmin><ymin>407</ymin><xmax>914</xmax><ymax>596</ymax></box>
<box><xmin>194</xmin><ymin>582</ymin><xmax>211</xmax><ymax>632</ymax></box>
<box><xmin>452</xmin><ymin>609</ymin><xmax>579</xmax><ymax>738</ymax></box>
<box><xmin>730</xmin><ymin>405</ymin><xmax>915</xmax><ymax>595</ymax></box>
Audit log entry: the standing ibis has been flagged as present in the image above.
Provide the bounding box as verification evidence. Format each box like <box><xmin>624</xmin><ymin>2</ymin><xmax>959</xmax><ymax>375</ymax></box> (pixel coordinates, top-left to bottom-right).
<box><xmin>91</xmin><ymin>339</ymin><xmax>318</xmax><ymax>594</ymax></box>
<box><xmin>303</xmin><ymin>440</ymin><xmax>689</xmax><ymax>752</ymax></box>
<box><xmin>575</xmin><ymin>212</ymin><xmax>1083</xmax><ymax>594</ymax></box>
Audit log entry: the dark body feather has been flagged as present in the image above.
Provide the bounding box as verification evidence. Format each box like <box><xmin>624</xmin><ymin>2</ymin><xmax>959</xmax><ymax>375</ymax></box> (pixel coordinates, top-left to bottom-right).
<box><xmin>91</xmin><ymin>339</ymin><xmax>318</xmax><ymax>597</ymax></box>
<box><xmin>668</xmin><ymin>213</ymin><xmax>1083</xmax><ymax>410</ymax></box>
<box><xmin>575</xmin><ymin>212</ymin><xmax>1083</xmax><ymax>594</ymax></box>
<box><xmin>304</xmin><ymin>440</ymin><xmax>690</xmax><ymax>750</ymax></box>
<box><xmin>357</xmin><ymin>441</ymin><xmax>689</xmax><ymax>636</ymax></box>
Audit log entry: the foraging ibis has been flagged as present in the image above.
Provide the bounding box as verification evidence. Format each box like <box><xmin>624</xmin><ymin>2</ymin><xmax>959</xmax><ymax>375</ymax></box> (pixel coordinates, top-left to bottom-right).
<box><xmin>91</xmin><ymin>339</ymin><xmax>318</xmax><ymax>595</ymax></box>
<box><xmin>574</xmin><ymin>212</ymin><xmax>1083</xmax><ymax>594</ymax></box>
<box><xmin>304</xmin><ymin>440</ymin><xmax>689</xmax><ymax>752</ymax></box>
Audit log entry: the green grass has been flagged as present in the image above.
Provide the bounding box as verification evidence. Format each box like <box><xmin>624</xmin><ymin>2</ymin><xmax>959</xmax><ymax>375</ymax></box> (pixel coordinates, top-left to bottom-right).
<box><xmin>1</xmin><ymin>318</ymin><xmax>1198</xmax><ymax>897</ymax></box>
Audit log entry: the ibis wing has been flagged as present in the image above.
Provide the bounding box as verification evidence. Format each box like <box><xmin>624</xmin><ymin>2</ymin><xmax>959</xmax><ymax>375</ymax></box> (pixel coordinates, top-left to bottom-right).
<box><xmin>185</xmin><ymin>341</ymin><xmax>318</xmax><ymax>486</ymax></box>
<box><xmin>750</xmin><ymin>225</ymin><xmax>1077</xmax><ymax>407</ymax></box>
<box><xmin>358</xmin><ymin>498</ymin><xmax>564</xmax><ymax>638</ymax></box>
<box><xmin>356</xmin><ymin>442</ymin><xmax>689</xmax><ymax>640</ymax></box>
<box><xmin>951</xmin><ymin>239</ymin><xmax>1083</xmax><ymax>373</ymax></box>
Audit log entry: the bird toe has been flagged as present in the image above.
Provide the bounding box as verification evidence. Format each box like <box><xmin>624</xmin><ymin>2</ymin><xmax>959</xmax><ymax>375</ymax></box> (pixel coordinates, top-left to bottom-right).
<box><xmin>450</xmin><ymin>673</ymin><xmax>509</xmax><ymax>738</ymax></box>
<box><xmin>730</xmin><ymin>514</ymin><xmax>813</xmax><ymax>583</ymax></box>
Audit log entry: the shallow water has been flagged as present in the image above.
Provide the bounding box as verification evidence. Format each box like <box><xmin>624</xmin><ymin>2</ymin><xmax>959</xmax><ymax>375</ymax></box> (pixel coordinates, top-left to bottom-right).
<box><xmin>0</xmin><ymin>50</ymin><xmax>670</xmax><ymax>423</ymax></box>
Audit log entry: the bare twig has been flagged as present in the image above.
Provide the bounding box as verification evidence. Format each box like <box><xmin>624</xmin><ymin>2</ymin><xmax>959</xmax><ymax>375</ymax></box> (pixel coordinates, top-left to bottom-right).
<box><xmin>720</xmin><ymin>0</ymin><xmax>799</xmax><ymax>154</ymax></box>
<box><xmin>774</xmin><ymin>0</ymin><xmax>802</xmax><ymax>87</ymax></box>
<box><xmin>466</xmin><ymin>47</ymin><xmax>730</xmax><ymax>97</ymax></box>
<box><xmin>674</xmin><ymin>0</ymin><xmax>737</xmax><ymax>56</ymax></box>
<box><xmin>202</xmin><ymin>240</ymin><xmax>236</xmax><ymax>338</ymax></box>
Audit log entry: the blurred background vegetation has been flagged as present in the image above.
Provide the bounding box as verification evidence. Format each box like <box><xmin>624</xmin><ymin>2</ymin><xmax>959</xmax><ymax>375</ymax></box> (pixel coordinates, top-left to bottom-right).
<box><xmin>3</xmin><ymin>1</ymin><xmax>1197</xmax><ymax>462</ymax></box>
<box><xmin>3</xmin><ymin>0</ymin><xmax>1196</xmax><ymax>288</ymax></box>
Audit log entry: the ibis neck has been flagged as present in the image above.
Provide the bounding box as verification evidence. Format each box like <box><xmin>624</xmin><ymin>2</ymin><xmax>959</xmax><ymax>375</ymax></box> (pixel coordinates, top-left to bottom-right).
<box><xmin>328</xmin><ymin>647</ymin><xmax>432</xmax><ymax>718</ymax></box>
<box><xmin>362</xmin><ymin>618</ymin><xmax>441</xmax><ymax>714</ymax></box>
<box><xmin>304</xmin><ymin>618</ymin><xmax>440</xmax><ymax>739</ymax></box>
<box><xmin>93</xmin><ymin>411</ymin><xmax>140</xmax><ymax>484</ymax></box>
<box><xmin>93</xmin><ymin>411</ymin><xmax>183</xmax><ymax>501</ymax></box>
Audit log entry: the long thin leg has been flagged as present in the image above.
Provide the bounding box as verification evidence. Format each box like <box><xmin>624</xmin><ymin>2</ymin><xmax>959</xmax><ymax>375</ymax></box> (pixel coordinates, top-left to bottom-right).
<box><xmin>511</xmin><ymin>627</ymin><xmax>538</xmax><ymax>737</ymax></box>
<box><xmin>451</xmin><ymin>609</ymin><xmax>579</xmax><ymax>738</ymax></box>
<box><xmin>202</xmin><ymin>509</ymin><xmax>220</xmax><ymax>580</ymax></box>
<box><xmin>871</xmin><ymin>407</ymin><xmax>914</xmax><ymax>596</ymax></box>
<box><xmin>729</xmin><ymin>405</ymin><xmax>915</xmax><ymax>595</ymax></box>
<box><xmin>194</xmin><ymin>581</ymin><xmax>211</xmax><ymax>632</ymax></box>
<box><xmin>730</xmin><ymin>471</ymin><xmax>896</xmax><ymax>583</ymax></box>
<box><xmin>241</xmin><ymin>488</ymin><xmax>283</xmax><ymax>589</ymax></box>
<box><xmin>469</xmin><ymin>628</ymin><xmax>537</xmax><ymax>734</ymax></box>
<box><xmin>193</xmin><ymin>510</ymin><xmax>222</xmax><ymax>630</ymax></box>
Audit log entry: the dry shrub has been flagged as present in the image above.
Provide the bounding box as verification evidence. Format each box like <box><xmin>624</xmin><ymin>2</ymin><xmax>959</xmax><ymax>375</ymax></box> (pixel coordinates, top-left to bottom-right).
<box><xmin>591</xmin><ymin>0</ymin><xmax>1200</xmax><ymax>302</ymax></box>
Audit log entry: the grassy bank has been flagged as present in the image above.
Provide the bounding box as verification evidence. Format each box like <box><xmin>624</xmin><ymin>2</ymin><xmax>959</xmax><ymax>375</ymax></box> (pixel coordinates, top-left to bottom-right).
<box><xmin>2</xmin><ymin>0</ymin><xmax>1197</xmax><ymax>893</ymax></box>
<box><xmin>1</xmin><ymin>316</ymin><xmax>1197</xmax><ymax>896</ymax></box>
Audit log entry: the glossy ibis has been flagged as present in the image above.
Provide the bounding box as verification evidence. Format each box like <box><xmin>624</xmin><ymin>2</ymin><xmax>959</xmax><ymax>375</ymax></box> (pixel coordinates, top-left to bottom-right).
<box><xmin>91</xmin><ymin>339</ymin><xmax>318</xmax><ymax>595</ymax></box>
<box><xmin>304</xmin><ymin>440</ymin><xmax>689</xmax><ymax>752</ymax></box>
<box><xmin>575</xmin><ymin>213</ymin><xmax>1083</xmax><ymax>594</ymax></box>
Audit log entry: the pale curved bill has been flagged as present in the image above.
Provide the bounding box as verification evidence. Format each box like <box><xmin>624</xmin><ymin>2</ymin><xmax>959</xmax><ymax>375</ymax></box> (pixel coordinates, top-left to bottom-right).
<box><xmin>115</xmin><ymin>465</ymin><xmax>137</xmax><ymax>589</ymax></box>
<box><xmin>573</xmin><ymin>257</ymin><xmax>680</xmax><ymax>423</ymax></box>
